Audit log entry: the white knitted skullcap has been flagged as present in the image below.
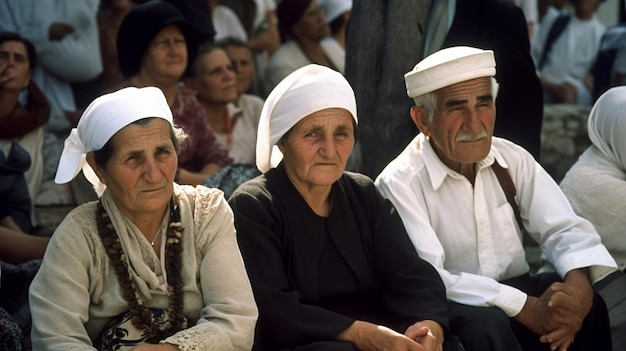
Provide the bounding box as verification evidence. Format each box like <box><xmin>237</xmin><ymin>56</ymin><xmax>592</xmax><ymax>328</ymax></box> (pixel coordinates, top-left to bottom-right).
<box><xmin>55</xmin><ymin>87</ymin><xmax>174</xmax><ymax>191</ymax></box>
<box><xmin>256</xmin><ymin>64</ymin><xmax>357</xmax><ymax>173</ymax></box>
<box><xmin>405</xmin><ymin>46</ymin><xmax>496</xmax><ymax>98</ymax></box>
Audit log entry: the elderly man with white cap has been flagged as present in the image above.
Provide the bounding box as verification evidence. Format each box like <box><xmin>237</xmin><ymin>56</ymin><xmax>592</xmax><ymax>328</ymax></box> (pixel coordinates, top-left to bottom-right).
<box><xmin>375</xmin><ymin>46</ymin><xmax>618</xmax><ymax>351</ymax></box>
<box><xmin>229</xmin><ymin>64</ymin><xmax>462</xmax><ymax>351</ymax></box>
<box><xmin>28</xmin><ymin>86</ymin><xmax>258</xmax><ymax>350</ymax></box>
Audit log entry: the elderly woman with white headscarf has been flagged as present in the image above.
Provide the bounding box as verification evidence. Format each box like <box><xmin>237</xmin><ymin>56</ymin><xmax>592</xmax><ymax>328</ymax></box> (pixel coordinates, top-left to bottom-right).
<box><xmin>28</xmin><ymin>87</ymin><xmax>257</xmax><ymax>350</ymax></box>
<box><xmin>560</xmin><ymin>86</ymin><xmax>626</xmax><ymax>273</ymax></box>
<box><xmin>228</xmin><ymin>64</ymin><xmax>457</xmax><ymax>351</ymax></box>
<box><xmin>559</xmin><ymin>86</ymin><xmax>626</xmax><ymax>350</ymax></box>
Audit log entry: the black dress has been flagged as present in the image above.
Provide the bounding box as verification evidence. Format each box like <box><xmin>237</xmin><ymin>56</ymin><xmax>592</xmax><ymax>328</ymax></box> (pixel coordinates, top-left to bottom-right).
<box><xmin>229</xmin><ymin>164</ymin><xmax>452</xmax><ymax>350</ymax></box>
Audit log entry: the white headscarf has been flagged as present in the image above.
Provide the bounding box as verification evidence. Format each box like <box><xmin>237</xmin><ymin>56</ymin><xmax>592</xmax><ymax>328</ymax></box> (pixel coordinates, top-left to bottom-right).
<box><xmin>318</xmin><ymin>0</ymin><xmax>352</xmax><ymax>23</ymax></box>
<box><xmin>55</xmin><ymin>86</ymin><xmax>174</xmax><ymax>195</ymax></box>
<box><xmin>587</xmin><ymin>86</ymin><xmax>626</xmax><ymax>171</ymax></box>
<box><xmin>256</xmin><ymin>64</ymin><xmax>357</xmax><ymax>173</ymax></box>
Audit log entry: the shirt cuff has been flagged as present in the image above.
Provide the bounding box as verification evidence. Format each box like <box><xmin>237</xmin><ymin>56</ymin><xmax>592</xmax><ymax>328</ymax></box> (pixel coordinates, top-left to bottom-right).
<box><xmin>492</xmin><ymin>283</ymin><xmax>527</xmax><ymax>317</ymax></box>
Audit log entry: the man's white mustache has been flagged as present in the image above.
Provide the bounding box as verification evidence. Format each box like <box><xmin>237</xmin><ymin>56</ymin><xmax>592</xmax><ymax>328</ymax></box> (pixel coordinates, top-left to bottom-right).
<box><xmin>456</xmin><ymin>130</ymin><xmax>488</xmax><ymax>142</ymax></box>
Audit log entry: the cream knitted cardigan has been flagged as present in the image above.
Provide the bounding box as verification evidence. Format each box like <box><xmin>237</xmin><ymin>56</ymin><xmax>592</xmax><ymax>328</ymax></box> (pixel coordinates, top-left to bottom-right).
<box><xmin>29</xmin><ymin>184</ymin><xmax>258</xmax><ymax>350</ymax></box>
<box><xmin>561</xmin><ymin>147</ymin><xmax>626</xmax><ymax>272</ymax></box>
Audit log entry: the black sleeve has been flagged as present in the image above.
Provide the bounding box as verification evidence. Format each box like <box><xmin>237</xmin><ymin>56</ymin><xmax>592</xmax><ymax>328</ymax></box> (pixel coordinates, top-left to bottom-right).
<box><xmin>229</xmin><ymin>185</ymin><xmax>354</xmax><ymax>349</ymax></box>
<box><xmin>352</xmin><ymin>177</ymin><xmax>450</xmax><ymax>331</ymax></box>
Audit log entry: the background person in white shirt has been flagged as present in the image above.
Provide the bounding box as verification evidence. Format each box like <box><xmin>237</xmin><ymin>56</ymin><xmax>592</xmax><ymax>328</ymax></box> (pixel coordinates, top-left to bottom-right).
<box><xmin>375</xmin><ymin>46</ymin><xmax>618</xmax><ymax>351</ymax></box>
<box><xmin>531</xmin><ymin>0</ymin><xmax>605</xmax><ymax>105</ymax></box>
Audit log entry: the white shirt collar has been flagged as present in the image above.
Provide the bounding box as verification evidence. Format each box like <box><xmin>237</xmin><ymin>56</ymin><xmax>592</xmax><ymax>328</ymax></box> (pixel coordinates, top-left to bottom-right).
<box><xmin>420</xmin><ymin>134</ymin><xmax>510</xmax><ymax>190</ymax></box>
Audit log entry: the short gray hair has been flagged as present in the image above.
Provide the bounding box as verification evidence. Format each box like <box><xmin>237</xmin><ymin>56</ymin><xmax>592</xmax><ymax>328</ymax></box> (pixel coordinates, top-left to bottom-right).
<box><xmin>412</xmin><ymin>77</ymin><xmax>500</xmax><ymax>122</ymax></box>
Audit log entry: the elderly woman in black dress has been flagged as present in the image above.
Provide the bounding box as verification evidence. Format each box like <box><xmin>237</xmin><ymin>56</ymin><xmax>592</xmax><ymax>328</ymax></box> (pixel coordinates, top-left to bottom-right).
<box><xmin>229</xmin><ymin>64</ymin><xmax>459</xmax><ymax>351</ymax></box>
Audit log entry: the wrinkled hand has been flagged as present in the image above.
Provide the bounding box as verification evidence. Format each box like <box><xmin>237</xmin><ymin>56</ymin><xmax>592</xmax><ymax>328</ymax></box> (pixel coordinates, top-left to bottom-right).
<box><xmin>48</xmin><ymin>22</ymin><xmax>74</xmax><ymax>41</ymax></box>
<box><xmin>539</xmin><ymin>269</ymin><xmax>593</xmax><ymax>351</ymax></box>
<box><xmin>540</xmin><ymin>324</ymin><xmax>576</xmax><ymax>351</ymax></box>
<box><xmin>516</xmin><ymin>295</ymin><xmax>552</xmax><ymax>335</ymax></box>
<box><xmin>516</xmin><ymin>269</ymin><xmax>593</xmax><ymax>351</ymax></box>
<box><xmin>361</xmin><ymin>325</ymin><xmax>428</xmax><ymax>351</ymax></box>
<box><xmin>338</xmin><ymin>320</ymin><xmax>429</xmax><ymax>351</ymax></box>
<box><xmin>405</xmin><ymin>321</ymin><xmax>443</xmax><ymax>351</ymax></box>
<box><xmin>537</xmin><ymin>288</ymin><xmax>580</xmax><ymax>351</ymax></box>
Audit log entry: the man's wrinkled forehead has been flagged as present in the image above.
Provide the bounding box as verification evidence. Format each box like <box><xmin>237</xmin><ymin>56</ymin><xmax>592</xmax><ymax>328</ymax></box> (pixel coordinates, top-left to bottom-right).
<box><xmin>437</xmin><ymin>77</ymin><xmax>494</xmax><ymax>106</ymax></box>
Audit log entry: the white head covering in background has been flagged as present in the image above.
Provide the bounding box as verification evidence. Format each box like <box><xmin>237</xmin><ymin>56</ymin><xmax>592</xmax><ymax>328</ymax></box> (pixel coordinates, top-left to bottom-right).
<box><xmin>587</xmin><ymin>86</ymin><xmax>626</xmax><ymax>170</ymax></box>
<box><xmin>256</xmin><ymin>64</ymin><xmax>357</xmax><ymax>173</ymax></box>
<box><xmin>318</xmin><ymin>0</ymin><xmax>352</xmax><ymax>23</ymax></box>
<box><xmin>404</xmin><ymin>46</ymin><xmax>496</xmax><ymax>98</ymax></box>
<box><xmin>55</xmin><ymin>86</ymin><xmax>174</xmax><ymax>195</ymax></box>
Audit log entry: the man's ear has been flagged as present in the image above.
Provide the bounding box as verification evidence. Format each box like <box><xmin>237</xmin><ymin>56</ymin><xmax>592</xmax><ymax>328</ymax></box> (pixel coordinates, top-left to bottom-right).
<box><xmin>410</xmin><ymin>106</ymin><xmax>432</xmax><ymax>137</ymax></box>
<box><xmin>86</xmin><ymin>152</ymin><xmax>106</xmax><ymax>185</ymax></box>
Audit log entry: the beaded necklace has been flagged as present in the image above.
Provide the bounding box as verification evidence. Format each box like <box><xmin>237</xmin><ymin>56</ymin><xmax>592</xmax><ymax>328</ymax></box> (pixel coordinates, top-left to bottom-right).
<box><xmin>96</xmin><ymin>198</ymin><xmax>186</xmax><ymax>343</ymax></box>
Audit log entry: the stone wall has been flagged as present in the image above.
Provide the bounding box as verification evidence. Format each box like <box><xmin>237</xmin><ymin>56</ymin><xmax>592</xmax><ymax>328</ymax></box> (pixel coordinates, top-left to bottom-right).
<box><xmin>539</xmin><ymin>104</ymin><xmax>593</xmax><ymax>183</ymax></box>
